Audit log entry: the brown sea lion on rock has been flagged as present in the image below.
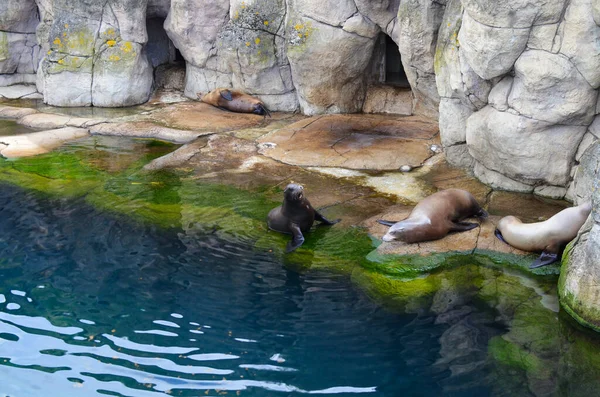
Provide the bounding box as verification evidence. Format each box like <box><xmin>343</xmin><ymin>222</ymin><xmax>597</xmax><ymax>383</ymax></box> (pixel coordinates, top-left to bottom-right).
<box><xmin>199</xmin><ymin>88</ymin><xmax>271</xmax><ymax>117</ymax></box>
<box><xmin>377</xmin><ymin>188</ymin><xmax>488</xmax><ymax>243</ymax></box>
<box><xmin>267</xmin><ymin>183</ymin><xmax>340</xmax><ymax>252</ymax></box>
<box><xmin>495</xmin><ymin>201</ymin><xmax>592</xmax><ymax>268</ymax></box>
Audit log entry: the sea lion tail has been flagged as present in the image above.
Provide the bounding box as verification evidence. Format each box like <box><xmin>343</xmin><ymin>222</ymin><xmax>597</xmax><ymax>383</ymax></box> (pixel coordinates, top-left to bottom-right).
<box><xmin>377</xmin><ymin>219</ymin><xmax>397</xmax><ymax>227</ymax></box>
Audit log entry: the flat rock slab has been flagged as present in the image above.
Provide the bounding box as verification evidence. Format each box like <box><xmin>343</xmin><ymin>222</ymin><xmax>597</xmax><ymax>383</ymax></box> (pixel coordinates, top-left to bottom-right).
<box><xmin>148</xmin><ymin>101</ymin><xmax>271</xmax><ymax>133</ymax></box>
<box><xmin>0</xmin><ymin>127</ymin><xmax>89</xmax><ymax>158</ymax></box>
<box><xmin>258</xmin><ymin>114</ymin><xmax>440</xmax><ymax>170</ymax></box>
<box><xmin>0</xmin><ymin>85</ymin><xmax>38</xmax><ymax>99</ymax></box>
<box><xmin>0</xmin><ymin>105</ymin><xmax>38</xmax><ymax>119</ymax></box>
<box><xmin>90</xmin><ymin>122</ymin><xmax>203</xmax><ymax>144</ymax></box>
<box><xmin>18</xmin><ymin>113</ymin><xmax>107</xmax><ymax>129</ymax></box>
<box><xmin>364</xmin><ymin>207</ymin><xmax>532</xmax><ymax>257</ymax></box>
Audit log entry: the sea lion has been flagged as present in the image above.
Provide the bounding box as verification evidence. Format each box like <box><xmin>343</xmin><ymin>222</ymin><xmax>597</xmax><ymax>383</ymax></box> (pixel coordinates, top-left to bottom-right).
<box><xmin>199</xmin><ymin>88</ymin><xmax>271</xmax><ymax>117</ymax></box>
<box><xmin>495</xmin><ymin>201</ymin><xmax>592</xmax><ymax>268</ymax></box>
<box><xmin>377</xmin><ymin>188</ymin><xmax>488</xmax><ymax>243</ymax></box>
<box><xmin>267</xmin><ymin>183</ymin><xmax>339</xmax><ymax>252</ymax></box>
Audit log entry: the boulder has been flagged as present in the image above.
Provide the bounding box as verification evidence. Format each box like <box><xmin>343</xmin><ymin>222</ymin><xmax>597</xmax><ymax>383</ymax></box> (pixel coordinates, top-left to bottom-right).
<box><xmin>461</xmin><ymin>0</ymin><xmax>566</xmax><ymax>28</ymax></box>
<box><xmin>0</xmin><ymin>0</ymin><xmax>39</xmax><ymax>33</ymax></box>
<box><xmin>287</xmin><ymin>17</ymin><xmax>375</xmax><ymax>114</ymax></box>
<box><xmin>37</xmin><ymin>0</ymin><xmax>153</xmax><ymax>107</ymax></box>
<box><xmin>559</xmin><ymin>0</ymin><xmax>600</xmax><ymax>89</ymax></box>
<box><xmin>457</xmin><ymin>12</ymin><xmax>530</xmax><ymax>80</ymax></box>
<box><xmin>559</xmin><ymin>175</ymin><xmax>600</xmax><ymax>332</ymax></box>
<box><xmin>508</xmin><ymin>50</ymin><xmax>598</xmax><ymax>125</ymax></box>
<box><xmin>467</xmin><ymin>106</ymin><xmax>586</xmax><ymax>187</ymax></box>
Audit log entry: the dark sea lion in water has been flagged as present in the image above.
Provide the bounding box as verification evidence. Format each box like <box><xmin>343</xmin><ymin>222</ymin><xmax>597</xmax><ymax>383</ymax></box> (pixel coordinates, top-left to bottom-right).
<box><xmin>199</xmin><ymin>88</ymin><xmax>271</xmax><ymax>117</ymax></box>
<box><xmin>377</xmin><ymin>188</ymin><xmax>488</xmax><ymax>243</ymax></box>
<box><xmin>495</xmin><ymin>201</ymin><xmax>592</xmax><ymax>268</ymax></box>
<box><xmin>267</xmin><ymin>183</ymin><xmax>340</xmax><ymax>252</ymax></box>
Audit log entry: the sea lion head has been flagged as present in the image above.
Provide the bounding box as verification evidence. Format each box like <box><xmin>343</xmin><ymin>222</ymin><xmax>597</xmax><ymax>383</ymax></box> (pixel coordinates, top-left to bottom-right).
<box><xmin>497</xmin><ymin>215</ymin><xmax>520</xmax><ymax>233</ymax></box>
<box><xmin>382</xmin><ymin>222</ymin><xmax>407</xmax><ymax>242</ymax></box>
<box><xmin>284</xmin><ymin>183</ymin><xmax>305</xmax><ymax>202</ymax></box>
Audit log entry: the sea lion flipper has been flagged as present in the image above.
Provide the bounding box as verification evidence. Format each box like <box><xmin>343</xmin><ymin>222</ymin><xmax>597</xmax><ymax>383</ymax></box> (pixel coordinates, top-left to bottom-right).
<box><xmin>494</xmin><ymin>228</ymin><xmax>508</xmax><ymax>245</ymax></box>
<box><xmin>450</xmin><ymin>221</ymin><xmax>479</xmax><ymax>232</ymax></box>
<box><xmin>476</xmin><ymin>208</ymin><xmax>489</xmax><ymax>219</ymax></box>
<box><xmin>315</xmin><ymin>211</ymin><xmax>340</xmax><ymax>225</ymax></box>
<box><xmin>529</xmin><ymin>251</ymin><xmax>559</xmax><ymax>268</ymax></box>
<box><xmin>286</xmin><ymin>223</ymin><xmax>305</xmax><ymax>253</ymax></box>
<box><xmin>220</xmin><ymin>89</ymin><xmax>233</xmax><ymax>101</ymax></box>
<box><xmin>377</xmin><ymin>219</ymin><xmax>397</xmax><ymax>227</ymax></box>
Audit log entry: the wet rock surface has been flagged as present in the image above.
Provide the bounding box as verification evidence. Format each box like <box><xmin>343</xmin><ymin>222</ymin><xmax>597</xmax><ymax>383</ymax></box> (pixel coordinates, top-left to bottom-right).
<box><xmin>0</xmin><ymin>99</ymin><xmax>571</xmax><ymax>271</ymax></box>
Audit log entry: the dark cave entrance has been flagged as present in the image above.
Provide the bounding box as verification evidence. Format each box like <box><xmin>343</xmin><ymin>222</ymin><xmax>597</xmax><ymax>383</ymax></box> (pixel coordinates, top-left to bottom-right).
<box><xmin>363</xmin><ymin>33</ymin><xmax>412</xmax><ymax>114</ymax></box>
<box><xmin>383</xmin><ymin>34</ymin><xmax>409</xmax><ymax>87</ymax></box>
<box><xmin>145</xmin><ymin>17</ymin><xmax>186</xmax><ymax>90</ymax></box>
<box><xmin>370</xmin><ymin>33</ymin><xmax>410</xmax><ymax>88</ymax></box>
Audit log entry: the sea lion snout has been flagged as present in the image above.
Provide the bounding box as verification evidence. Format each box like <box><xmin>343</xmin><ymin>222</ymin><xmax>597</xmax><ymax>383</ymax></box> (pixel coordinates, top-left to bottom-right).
<box><xmin>284</xmin><ymin>183</ymin><xmax>304</xmax><ymax>201</ymax></box>
<box><xmin>382</xmin><ymin>223</ymin><xmax>406</xmax><ymax>242</ymax></box>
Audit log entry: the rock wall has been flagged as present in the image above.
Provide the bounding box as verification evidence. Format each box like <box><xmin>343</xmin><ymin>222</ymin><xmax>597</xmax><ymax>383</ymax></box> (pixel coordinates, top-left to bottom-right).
<box><xmin>0</xmin><ymin>0</ymin><xmax>41</xmax><ymax>87</ymax></box>
<box><xmin>436</xmin><ymin>0</ymin><xmax>600</xmax><ymax>197</ymax></box>
<box><xmin>3</xmin><ymin>0</ymin><xmax>442</xmax><ymax>115</ymax></box>
<box><xmin>35</xmin><ymin>0</ymin><xmax>154</xmax><ymax>107</ymax></box>
<box><xmin>559</xmin><ymin>141</ymin><xmax>600</xmax><ymax>331</ymax></box>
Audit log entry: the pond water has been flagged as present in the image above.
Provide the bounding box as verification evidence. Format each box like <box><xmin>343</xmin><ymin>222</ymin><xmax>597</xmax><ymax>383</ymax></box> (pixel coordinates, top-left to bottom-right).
<box><xmin>1</xmin><ymin>137</ymin><xmax>600</xmax><ymax>396</ymax></box>
<box><xmin>0</xmin><ymin>120</ymin><xmax>39</xmax><ymax>136</ymax></box>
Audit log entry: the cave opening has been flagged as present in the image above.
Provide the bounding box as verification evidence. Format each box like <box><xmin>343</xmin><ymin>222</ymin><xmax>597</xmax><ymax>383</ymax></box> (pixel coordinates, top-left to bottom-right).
<box><xmin>383</xmin><ymin>34</ymin><xmax>409</xmax><ymax>87</ymax></box>
<box><xmin>363</xmin><ymin>33</ymin><xmax>412</xmax><ymax>114</ymax></box>
<box><xmin>145</xmin><ymin>17</ymin><xmax>186</xmax><ymax>91</ymax></box>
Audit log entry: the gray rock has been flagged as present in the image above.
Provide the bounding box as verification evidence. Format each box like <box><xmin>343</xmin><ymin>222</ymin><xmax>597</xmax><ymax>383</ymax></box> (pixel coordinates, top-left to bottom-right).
<box><xmin>362</xmin><ymin>85</ymin><xmax>412</xmax><ymax>115</ymax></box>
<box><xmin>439</xmin><ymin>97</ymin><xmax>474</xmax><ymax>146</ymax></box>
<box><xmin>343</xmin><ymin>14</ymin><xmax>381</xmax><ymax>38</ymax></box>
<box><xmin>92</xmin><ymin>43</ymin><xmax>153</xmax><ymax>107</ymax></box>
<box><xmin>0</xmin><ymin>84</ymin><xmax>38</xmax><ymax>99</ymax></box>
<box><xmin>590</xmin><ymin>115</ymin><xmax>600</xmax><ymax>138</ymax></box>
<box><xmin>446</xmin><ymin>144</ymin><xmax>475</xmax><ymax>169</ymax></box>
<box><xmin>533</xmin><ymin>185</ymin><xmax>567</xmax><ymax>200</ymax></box>
<box><xmin>165</xmin><ymin>0</ymin><xmax>229</xmax><ymax>68</ymax></box>
<box><xmin>467</xmin><ymin>106</ymin><xmax>586</xmax><ymax>187</ymax></box>
<box><xmin>396</xmin><ymin>0</ymin><xmax>445</xmax><ymax>117</ymax></box>
<box><xmin>508</xmin><ymin>50</ymin><xmax>598</xmax><ymax>125</ymax></box>
<box><xmin>353</xmin><ymin>0</ymin><xmax>398</xmax><ymax>30</ymax></box>
<box><xmin>287</xmin><ymin>18</ymin><xmax>374</xmax><ymax>114</ymax></box>
<box><xmin>559</xmin><ymin>0</ymin><xmax>600</xmax><ymax>89</ymax></box>
<box><xmin>461</xmin><ymin>0</ymin><xmax>566</xmax><ymax>28</ymax></box>
<box><xmin>0</xmin><ymin>73</ymin><xmax>37</xmax><ymax>87</ymax></box>
<box><xmin>570</xmin><ymin>141</ymin><xmax>600</xmax><ymax>204</ymax></box>
<box><xmin>575</xmin><ymin>132</ymin><xmax>598</xmax><ymax>162</ymax></box>
<box><xmin>528</xmin><ymin>23</ymin><xmax>560</xmax><ymax>52</ymax></box>
<box><xmin>487</xmin><ymin>76</ymin><xmax>513</xmax><ymax>112</ymax></box>
<box><xmin>291</xmin><ymin>0</ymin><xmax>357</xmax><ymax>26</ymax></box>
<box><xmin>0</xmin><ymin>0</ymin><xmax>39</xmax><ymax>33</ymax></box>
<box><xmin>473</xmin><ymin>161</ymin><xmax>534</xmax><ymax>193</ymax></box>
<box><xmin>458</xmin><ymin>12</ymin><xmax>530</xmax><ymax>80</ymax></box>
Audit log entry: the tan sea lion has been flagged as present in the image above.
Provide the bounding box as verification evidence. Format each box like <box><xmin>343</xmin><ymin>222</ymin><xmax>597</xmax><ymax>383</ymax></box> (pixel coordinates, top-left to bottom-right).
<box><xmin>199</xmin><ymin>88</ymin><xmax>271</xmax><ymax>117</ymax></box>
<box><xmin>267</xmin><ymin>183</ymin><xmax>340</xmax><ymax>252</ymax></box>
<box><xmin>495</xmin><ymin>201</ymin><xmax>592</xmax><ymax>268</ymax></box>
<box><xmin>377</xmin><ymin>188</ymin><xmax>488</xmax><ymax>243</ymax></box>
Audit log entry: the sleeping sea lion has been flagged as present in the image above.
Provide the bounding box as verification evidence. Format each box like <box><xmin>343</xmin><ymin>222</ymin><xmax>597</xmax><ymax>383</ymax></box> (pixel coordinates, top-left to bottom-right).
<box><xmin>199</xmin><ymin>88</ymin><xmax>271</xmax><ymax>117</ymax></box>
<box><xmin>267</xmin><ymin>183</ymin><xmax>340</xmax><ymax>252</ymax></box>
<box><xmin>377</xmin><ymin>188</ymin><xmax>488</xmax><ymax>243</ymax></box>
<box><xmin>495</xmin><ymin>201</ymin><xmax>592</xmax><ymax>268</ymax></box>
